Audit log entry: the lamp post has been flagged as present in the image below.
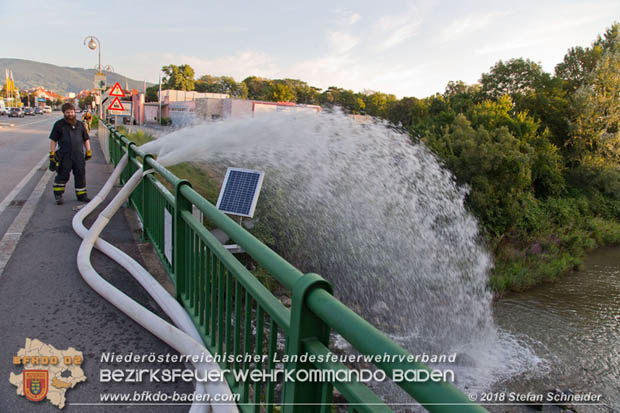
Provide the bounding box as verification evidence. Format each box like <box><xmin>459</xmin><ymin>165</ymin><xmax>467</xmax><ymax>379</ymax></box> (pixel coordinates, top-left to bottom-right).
<box><xmin>84</xmin><ymin>36</ymin><xmax>101</xmax><ymax>72</ymax></box>
<box><xmin>84</xmin><ymin>35</ymin><xmax>102</xmax><ymax>117</ymax></box>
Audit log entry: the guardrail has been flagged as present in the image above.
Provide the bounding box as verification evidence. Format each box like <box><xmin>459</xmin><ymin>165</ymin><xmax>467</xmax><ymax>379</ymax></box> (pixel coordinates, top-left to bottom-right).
<box><xmin>102</xmin><ymin>120</ymin><xmax>486</xmax><ymax>413</ymax></box>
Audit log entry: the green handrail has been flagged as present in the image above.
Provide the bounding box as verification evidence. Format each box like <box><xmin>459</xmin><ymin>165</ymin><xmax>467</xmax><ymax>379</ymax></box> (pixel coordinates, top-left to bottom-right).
<box><xmin>101</xmin><ymin>119</ymin><xmax>487</xmax><ymax>413</ymax></box>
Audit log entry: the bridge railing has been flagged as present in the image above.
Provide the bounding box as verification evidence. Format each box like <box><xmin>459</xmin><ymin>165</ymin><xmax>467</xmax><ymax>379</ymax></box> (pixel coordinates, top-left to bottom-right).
<box><xmin>102</xmin><ymin>120</ymin><xmax>486</xmax><ymax>413</ymax></box>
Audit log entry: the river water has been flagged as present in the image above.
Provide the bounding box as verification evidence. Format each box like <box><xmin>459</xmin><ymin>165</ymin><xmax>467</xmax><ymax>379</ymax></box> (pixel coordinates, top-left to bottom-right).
<box><xmin>493</xmin><ymin>247</ymin><xmax>620</xmax><ymax>412</ymax></box>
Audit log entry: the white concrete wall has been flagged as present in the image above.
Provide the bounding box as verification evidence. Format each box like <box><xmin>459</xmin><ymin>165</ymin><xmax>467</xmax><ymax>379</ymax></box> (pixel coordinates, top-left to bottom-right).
<box><xmin>195</xmin><ymin>98</ymin><xmax>224</xmax><ymax>120</ymax></box>
<box><xmin>144</xmin><ymin>105</ymin><xmax>159</xmax><ymax>123</ymax></box>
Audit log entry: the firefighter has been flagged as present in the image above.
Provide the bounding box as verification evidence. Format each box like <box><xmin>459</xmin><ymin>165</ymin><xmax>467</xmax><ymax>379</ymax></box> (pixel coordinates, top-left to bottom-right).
<box><xmin>82</xmin><ymin>110</ymin><xmax>92</xmax><ymax>131</ymax></box>
<box><xmin>49</xmin><ymin>102</ymin><xmax>92</xmax><ymax>205</ymax></box>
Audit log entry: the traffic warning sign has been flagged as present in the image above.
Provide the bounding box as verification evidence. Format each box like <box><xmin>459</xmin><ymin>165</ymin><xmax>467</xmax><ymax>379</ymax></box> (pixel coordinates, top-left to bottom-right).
<box><xmin>109</xmin><ymin>82</ymin><xmax>126</xmax><ymax>97</ymax></box>
<box><xmin>106</xmin><ymin>97</ymin><xmax>132</xmax><ymax>116</ymax></box>
<box><xmin>108</xmin><ymin>97</ymin><xmax>125</xmax><ymax>111</ymax></box>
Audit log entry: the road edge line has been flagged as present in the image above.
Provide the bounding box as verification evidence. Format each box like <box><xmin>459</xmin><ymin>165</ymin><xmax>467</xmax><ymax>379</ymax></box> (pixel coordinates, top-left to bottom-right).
<box><xmin>0</xmin><ymin>154</ymin><xmax>48</xmax><ymax>218</ymax></box>
<box><xmin>0</xmin><ymin>169</ymin><xmax>53</xmax><ymax>277</ymax></box>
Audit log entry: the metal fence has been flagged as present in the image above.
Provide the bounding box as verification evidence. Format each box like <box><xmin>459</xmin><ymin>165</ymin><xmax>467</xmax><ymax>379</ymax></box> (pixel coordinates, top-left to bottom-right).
<box><xmin>102</xmin><ymin>120</ymin><xmax>486</xmax><ymax>413</ymax></box>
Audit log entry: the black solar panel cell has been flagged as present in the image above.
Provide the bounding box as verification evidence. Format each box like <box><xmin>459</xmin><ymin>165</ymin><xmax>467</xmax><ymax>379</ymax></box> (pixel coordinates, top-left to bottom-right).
<box><xmin>216</xmin><ymin>169</ymin><xmax>263</xmax><ymax>217</ymax></box>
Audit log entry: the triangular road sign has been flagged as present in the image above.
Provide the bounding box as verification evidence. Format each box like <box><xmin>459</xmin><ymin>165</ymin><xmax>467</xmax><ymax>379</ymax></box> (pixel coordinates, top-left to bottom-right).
<box><xmin>109</xmin><ymin>82</ymin><xmax>126</xmax><ymax>97</ymax></box>
<box><xmin>108</xmin><ymin>97</ymin><xmax>125</xmax><ymax>111</ymax></box>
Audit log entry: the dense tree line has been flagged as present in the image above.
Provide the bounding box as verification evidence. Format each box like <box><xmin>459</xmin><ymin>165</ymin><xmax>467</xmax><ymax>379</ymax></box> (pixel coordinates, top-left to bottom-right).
<box><xmin>151</xmin><ymin>23</ymin><xmax>620</xmax><ymax>291</ymax></box>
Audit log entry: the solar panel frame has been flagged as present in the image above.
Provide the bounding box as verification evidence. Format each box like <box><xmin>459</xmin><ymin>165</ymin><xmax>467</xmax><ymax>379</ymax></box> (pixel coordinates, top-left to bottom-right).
<box><xmin>215</xmin><ymin>167</ymin><xmax>264</xmax><ymax>218</ymax></box>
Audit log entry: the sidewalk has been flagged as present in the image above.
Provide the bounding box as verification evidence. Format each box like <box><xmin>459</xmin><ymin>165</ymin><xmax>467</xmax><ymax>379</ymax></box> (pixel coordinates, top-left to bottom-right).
<box><xmin>0</xmin><ymin>132</ymin><xmax>193</xmax><ymax>412</ymax></box>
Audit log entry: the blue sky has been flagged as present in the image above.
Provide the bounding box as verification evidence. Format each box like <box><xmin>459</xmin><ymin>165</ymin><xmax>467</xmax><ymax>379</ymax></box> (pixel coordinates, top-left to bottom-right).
<box><xmin>1</xmin><ymin>0</ymin><xmax>619</xmax><ymax>97</ymax></box>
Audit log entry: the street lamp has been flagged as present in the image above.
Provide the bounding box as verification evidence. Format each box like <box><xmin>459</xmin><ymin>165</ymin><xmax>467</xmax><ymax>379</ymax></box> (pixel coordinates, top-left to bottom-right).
<box><xmin>83</xmin><ymin>35</ymin><xmax>102</xmax><ymax>117</ymax></box>
<box><xmin>84</xmin><ymin>36</ymin><xmax>101</xmax><ymax>73</ymax></box>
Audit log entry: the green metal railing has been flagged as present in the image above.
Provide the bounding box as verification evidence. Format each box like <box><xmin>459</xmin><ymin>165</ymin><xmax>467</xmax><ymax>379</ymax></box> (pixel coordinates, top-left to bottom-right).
<box><xmin>102</xmin><ymin>120</ymin><xmax>486</xmax><ymax>413</ymax></box>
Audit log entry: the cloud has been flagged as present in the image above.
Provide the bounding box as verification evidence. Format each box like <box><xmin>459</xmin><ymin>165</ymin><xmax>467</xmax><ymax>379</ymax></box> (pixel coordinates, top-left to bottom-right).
<box><xmin>473</xmin><ymin>6</ymin><xmax>606</xmax><ymax>56</ymax></box>
<box><xmin>372</xmin><ymin>8</ymin><xmax>421</xmax><ymax>50</ymax></box>
<box><xmin>348</xmin><ymin>13</ymin><xmax>361</xmax><ymax>25</ymax></box>
<box><xmin>475</xmin><ymin>39</ymin><xmax>538</xmax><ymax>56</ymax></box>
<box><xmin>328</xmin><ymin>31</ymin><xmax>360</xmax><ymax>54</ymax></box>
<box><xmin>440</xmin><ymin>11</ymin><xmax>509</xmax><ymax>43</ymax></box>
<box><xmin>161</xmin><ymin>50</ymin><xmax>279</xmax><ymax>79</ymax></box>
<box><xmin>330</xmin><ymin>8</ymin><xmax>361</xmax><ymax>26</ymax></box>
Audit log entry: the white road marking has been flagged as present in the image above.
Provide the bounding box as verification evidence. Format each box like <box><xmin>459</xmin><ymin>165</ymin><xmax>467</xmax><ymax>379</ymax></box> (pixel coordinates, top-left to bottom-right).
<box><xmin>0</xmin><ymin>154</ymin><xmax>48</xmax><ymax>218</ymax></box>
<box><xmin>0</xmin><ymin>168</ymin><xmax>54</xmax><ymax>277</ymax></box>
<box><xmin>14</xmin><ymin>117</ymin><xmax>54</xmax><ymax>128</ymax></box>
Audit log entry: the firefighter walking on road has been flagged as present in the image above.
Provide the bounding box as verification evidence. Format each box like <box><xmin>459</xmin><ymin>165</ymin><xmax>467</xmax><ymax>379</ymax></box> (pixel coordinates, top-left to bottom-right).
<box><xmin>82</xmin><ymin>110</ymin><xmax>92</xmax><ymax>131</ymax></box>
<box><xmin>49</xmin><ymin>102</ymin><xmax>92</xmax><ymax>205</ymax></box>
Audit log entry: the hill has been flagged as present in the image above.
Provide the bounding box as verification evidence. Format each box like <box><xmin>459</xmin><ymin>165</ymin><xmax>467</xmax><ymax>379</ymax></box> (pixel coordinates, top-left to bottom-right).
<box><xmin>0</xmin><ymin>58</ymin><xmax>153</xmax><ymax>95</ymax></box>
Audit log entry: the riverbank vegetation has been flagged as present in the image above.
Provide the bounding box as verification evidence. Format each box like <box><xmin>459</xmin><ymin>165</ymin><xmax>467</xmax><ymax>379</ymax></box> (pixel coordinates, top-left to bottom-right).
<box><xmin>143</xmin><ymin>23</ymin><xmax>620</xmax><ymax>293</ymax></box>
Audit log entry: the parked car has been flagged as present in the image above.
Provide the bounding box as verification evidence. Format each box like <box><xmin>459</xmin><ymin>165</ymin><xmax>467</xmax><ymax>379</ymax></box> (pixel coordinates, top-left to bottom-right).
<box><xmin>24</xmin><ymin>107</ymin><xmax>35</xmax><ymax>116</ymax></box>
<box><xmin>34</xmin><ymin>107</ymin><xmax>43</xmax><ymax>115</ymax></box>
<box><xmin>0</xmin><ymin>107</ymin><xmax>7</xmax><ymax>116</ymax></box>
<box><xmin>43</xmin><ymin>106</ymin><xmax>52</xmax><ymax>113</ymax></box>
<box><xmin>9</xmin><ymin>107</ymin><xmax>24</xmax><ymax>118</ymax></box>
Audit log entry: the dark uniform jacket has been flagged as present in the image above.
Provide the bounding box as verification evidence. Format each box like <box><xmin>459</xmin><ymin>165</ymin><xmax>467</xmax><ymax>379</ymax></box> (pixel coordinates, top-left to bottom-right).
<box><xmin>49</xmin><ymin>119</ymin><xmax>90</xmax><ymax>158</ymax></box>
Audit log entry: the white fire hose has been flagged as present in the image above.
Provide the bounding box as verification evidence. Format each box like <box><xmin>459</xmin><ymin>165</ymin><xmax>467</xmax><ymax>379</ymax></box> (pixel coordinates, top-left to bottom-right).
<box><xmin>72</xmin><ymin>154</ymin><xmax>237</xmax><ymax>413</ymax></box>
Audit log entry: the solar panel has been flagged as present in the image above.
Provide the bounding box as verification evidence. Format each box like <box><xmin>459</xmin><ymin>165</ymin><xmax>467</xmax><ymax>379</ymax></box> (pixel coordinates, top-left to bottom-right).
<box><xmin>216</xmin><ymin>168</ymin><xmax>264</xmax><ymax>218</ymax></box>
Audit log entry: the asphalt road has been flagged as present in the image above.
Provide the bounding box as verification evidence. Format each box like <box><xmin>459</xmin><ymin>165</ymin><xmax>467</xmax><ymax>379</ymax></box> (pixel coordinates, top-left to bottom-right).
<box><xmin>0</xmin><ymin>116</ymin><xmax>195</xmax><ymax>412</ymax></box>
<box><xmin>0</xmin><ymin>114</ymin><xmax>55</xmax><ymax>198</ymax></box>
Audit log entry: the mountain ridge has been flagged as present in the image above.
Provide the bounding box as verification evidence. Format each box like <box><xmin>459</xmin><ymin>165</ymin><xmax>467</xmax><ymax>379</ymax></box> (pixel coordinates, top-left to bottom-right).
<box><xmin>0</xmin><ymin>58</ymin><xmax>153</xmax><ymax>95</ymax></box>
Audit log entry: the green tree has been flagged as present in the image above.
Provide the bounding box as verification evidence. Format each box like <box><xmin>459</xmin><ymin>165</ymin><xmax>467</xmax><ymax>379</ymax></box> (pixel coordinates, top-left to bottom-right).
<box><xmin>555</xmin><ymin>23</ymin><xmax>618</xmax><ymax>93</ymax></box>
<box><xmin>292</xmin><ymin>82</ymin><xmax>321</xmax><ymax>104</ymax></box>
<box><xmin>443</xmin><ymin>81</ymin><xmax>482</xmax><ymax>115</ymax></box>
<box><xmin>78</xmin><ymin>95</ymin><xmax>95</xmax><ymax>110</ymax></box>
<box><xmin>570</xmin><ymin>39</ymin><xmax>620</xmax><ymax>162</ymax></box>
<box><xmin>243</xmin><ymin>76</ymin><xmax>274</xmax><ymax>100</ymax></box>
<box><xmin>145</xmin><ymin>85</ymin><xmax>159</xmax><ymax>102</ymax></box>
<box><xmin>480</xmin><ymin>58</ymin><xmax>551</xmax><ymax>100</ymax></box>
<box><xmin>424</xmin><ymin>114</ymin><xmax>534</xmax><ymax>235</ymax></box>
<box><xmin>318</xmin><ymin>87</ymin><xmax>365</xmax><ymax>113</ymax></box>
<box><xmin>20</xmin><ymin>91</ymin><xmax>36</xmax><ymax>106</ymax></box>
<box><xmin>271</xmin><ymin>82</ymin><xmax>295</xmax><ymax>102</ymax></box>
<box><xmin>161</xmin><ymin>64</ymin><xmax>195</xmax><ymax>91</ymax></box>
<box><xmin>195</xmin><ymin>75</ymin><xmax>248</xmax><ymax>98</ymax></box>
<box><xmin>555</xmin><ymin>46</ymin><xmax>602</xmax><ymax>93</ymax></box>
<box><xmin>385</xmin><ymin>96</ymin><xmax>428</xmax><ymax>132</ymax></box>
<box><xmin>319</xmin><ymin>86</ymin><xmax>342</xmax><ymax>105</ymax></box>
<box><xmin>363</xmin><ymin>92</ymin><xmax>397</xmax><ymax>118</ymax></box>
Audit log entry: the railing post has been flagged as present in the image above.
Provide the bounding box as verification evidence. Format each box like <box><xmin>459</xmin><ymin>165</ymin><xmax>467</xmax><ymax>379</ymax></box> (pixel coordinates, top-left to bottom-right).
<box><xmin>283</xmin><ymin>273</ymin><xmax>333</xmax><ymax>413</ymax></box>
<box><xmin>126</xmin><ymin>142</ymin><xmax>137</xmax><ymax>208</ymax></box>
<box><xmin>106</xmin><ymin>123</ymin><xmax>115</xmax><ymax>165</ymax></box>
<box><xmin>140</xmin><ymin>154</ymin><xmax>154</xmax><ymax>243</ymax></box>
<box><xmin>174</xmin><ymin>180</ymin><xmax>192</xmax><ymax>301</ymax></box>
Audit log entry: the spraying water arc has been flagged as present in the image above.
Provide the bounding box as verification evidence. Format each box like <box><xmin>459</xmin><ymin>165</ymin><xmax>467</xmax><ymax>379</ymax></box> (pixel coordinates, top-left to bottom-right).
<box><xmin>72</xmin><ymin>154</ymin><xmax>237</xmax><ymax>413</ymax></box>
<box><xmin>141</xmin><ymin>110</ymin><xmax>545</xmax><ymax>394</ymax></box>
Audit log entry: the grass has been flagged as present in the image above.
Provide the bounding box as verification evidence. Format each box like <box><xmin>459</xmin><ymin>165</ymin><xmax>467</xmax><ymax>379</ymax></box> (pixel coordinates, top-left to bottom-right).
<box><xmin>490</xmin><ymin>216</ymin><xmax>620</xmax><ymax>294</ymax></box>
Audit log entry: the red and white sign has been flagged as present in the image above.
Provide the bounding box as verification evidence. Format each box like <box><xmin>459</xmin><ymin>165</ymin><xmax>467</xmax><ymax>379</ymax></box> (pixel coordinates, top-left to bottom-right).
<box><xmin>106</xmin><ymin>97</ymin><xmax>132</xmax><ymax>116</ymax></box>
<box><xmin>108</xmin><ymin>97</ymin><xmax>125</xmax><ymax>111</ymax></box>
<box><xmin>109</xmin><ymin>82</ymin><xmax>126</xmax><ymax>97</ymax></box>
